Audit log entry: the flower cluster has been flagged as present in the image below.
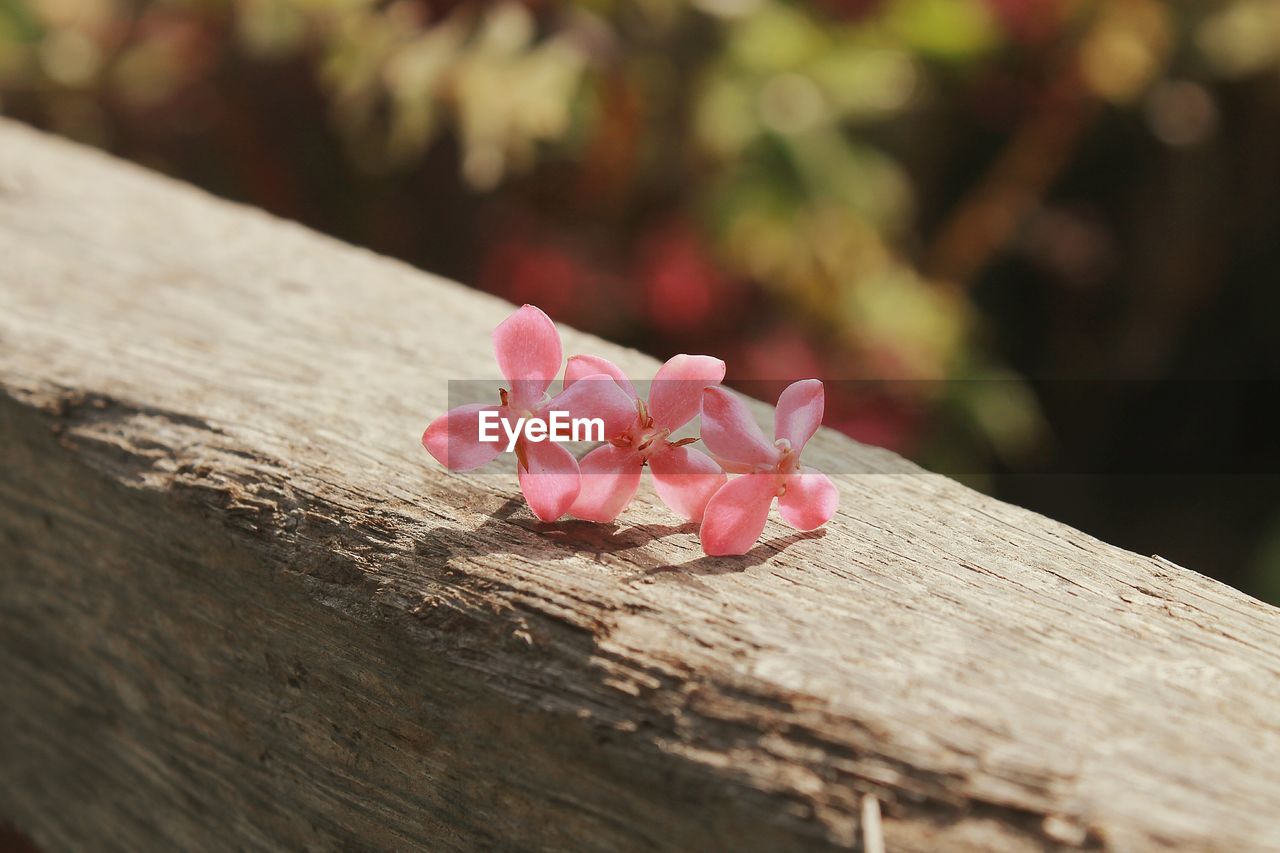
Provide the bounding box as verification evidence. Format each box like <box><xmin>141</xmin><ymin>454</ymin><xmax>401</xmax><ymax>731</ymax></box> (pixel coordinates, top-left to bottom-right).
<box><xmin>422</xmin><ymin>305</ymin><xmax>837</xmax><ymax>555</ymax></box>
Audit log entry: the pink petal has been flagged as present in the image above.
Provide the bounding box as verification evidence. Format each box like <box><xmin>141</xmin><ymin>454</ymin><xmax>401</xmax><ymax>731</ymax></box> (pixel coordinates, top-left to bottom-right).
<box><xmin>493</xmin><ymin>304</ymin><xmax>563</xmax><ymax>410</ymax></box>
<box><xmin>564</xmin><ymin>354</ymin><xmax>638</xmax><ymax>399</ymax></box>
<box><xmin>648</xmin><ymin>354</ymin><xmax>727</xmax><ymax>430</ymax></box>
<box><xmin>777</xmin><ymin>468</ymin><xmax>838</xmax><ymax>531</ymax></box>
<box><xmin>774</xmin><ymin>379</ymin><xmax>825</xmax><ymax>452</ymax></box>
<box><xmin>517</xmin><ymin>438</ymin><xmax>580</xmax><ymax>522</ymax></box>
<box><xmin>648</xmin><ymin>445</ymin><xmax>727</xmax><ymax>522</ymax></box>
<box><xmin>699</xmin><ymin>473</ymin><xmax>779</xmax><ymax>556</ymax></box>
<box><xmin>421</xmin><ymin>404</ymin><xmax>502</xmax><ymax>472</ymax></box>
<box><xmin>700</xmin><ymin>387</ymin><xmax>780</xmax><ymax>474</ymax></box>
<box><xmin>569</xmin><ymin>444</ymin><xmax>643</xmax><ymax>522</ymax></box>
<box><xmin>546</xmin><ymin>373</ymin><xmax>638</xmax><ymax>440</ymax></box>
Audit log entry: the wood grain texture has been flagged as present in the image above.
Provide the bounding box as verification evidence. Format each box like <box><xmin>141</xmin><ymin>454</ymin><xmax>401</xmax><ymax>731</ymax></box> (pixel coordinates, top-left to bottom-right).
<box><xmin>1</xmin><ymin>118</ymin><xmax>1279</xmax><ymax>852</ymax></box>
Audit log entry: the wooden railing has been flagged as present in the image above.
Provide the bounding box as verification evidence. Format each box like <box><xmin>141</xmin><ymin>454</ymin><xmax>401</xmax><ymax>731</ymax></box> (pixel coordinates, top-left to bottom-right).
<box><xmin>2</xmin><ymin>118</ymin><xmax>1278</xmax><ymax>851</ymax></box>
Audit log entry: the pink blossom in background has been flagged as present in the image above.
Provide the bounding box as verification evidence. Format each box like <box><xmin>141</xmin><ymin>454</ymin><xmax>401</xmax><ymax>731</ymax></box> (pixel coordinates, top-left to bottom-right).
<box><xmin>480</xmin><ymin>238</ymin><xmax>586</xmax><ymax>323</ymax></box>
<box><xmin>698</xmin><ymin>380</ymin><xmax>839</xmax><ymax>556</ymax></box>
<box><xmin>730</xmin><ymin>327</ymin><xmax>826</xmax><ymax>408</ymax></box>
<box><xmin>422</xmin><ymin>304</ymin><xmax>625</xmax><ymax>522</ymax></box>
<box><xmin>638</xmin><ymin>222</ymin><xmax>732</xmax><ymax>336</ymax></box>
<box><xmin>565</xmin><ymin>354</ymin><xmax>728</xmax><ymax>523</ymax></box>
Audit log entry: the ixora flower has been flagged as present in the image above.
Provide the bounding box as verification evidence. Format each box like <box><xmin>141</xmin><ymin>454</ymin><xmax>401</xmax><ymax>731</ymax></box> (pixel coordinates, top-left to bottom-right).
<box><xmin>564</xmin><ymin>353</ymin><xmax>728</xmax><ymax>522</ymax></box>
<box><xmin>421</xmin><ymin>305</ymin><xmax>634</xmax><ymax>522</ymax></box>
<box><xmin>698</xmin><ymin>380</ymin><xmax>839</xmax><ymax>556</ymax></box>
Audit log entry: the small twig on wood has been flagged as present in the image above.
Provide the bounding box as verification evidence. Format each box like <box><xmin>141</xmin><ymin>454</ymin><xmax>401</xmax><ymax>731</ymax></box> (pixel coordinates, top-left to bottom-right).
<box><xmin>861</xmin><ymin>794</ymin><xmax>884</xmax><ymax>853</ymax></box>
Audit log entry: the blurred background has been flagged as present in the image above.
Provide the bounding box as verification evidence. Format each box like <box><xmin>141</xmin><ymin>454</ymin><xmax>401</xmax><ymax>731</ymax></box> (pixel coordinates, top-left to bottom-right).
<box><xmin>2</xmin><ymin>0</ymin><xmax>1277</xmax><ymax>599</ymax></box>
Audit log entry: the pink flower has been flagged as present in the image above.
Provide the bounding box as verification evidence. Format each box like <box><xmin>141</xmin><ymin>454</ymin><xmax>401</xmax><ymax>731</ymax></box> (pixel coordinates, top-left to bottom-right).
<box><xmin>565</xmin><ymin>353</ymin><xmax>729</xmax><ymax>523</ymax></box>
<box><xmin>698</xmin><ymin>380</ymin><xmax>839</xmax><ymax>556</ymax></box>
<box><xmin>421</xmin><ymin>304</ymin><xmax>629</xmax><ymax>522</ymax></box>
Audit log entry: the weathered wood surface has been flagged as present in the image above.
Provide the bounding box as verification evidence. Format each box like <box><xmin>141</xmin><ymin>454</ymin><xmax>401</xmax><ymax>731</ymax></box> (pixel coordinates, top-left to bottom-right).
<box><xmin>1</xmin><ymin>118</ymin><xmax>1279</xmax><ymax>852</ymax></box>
